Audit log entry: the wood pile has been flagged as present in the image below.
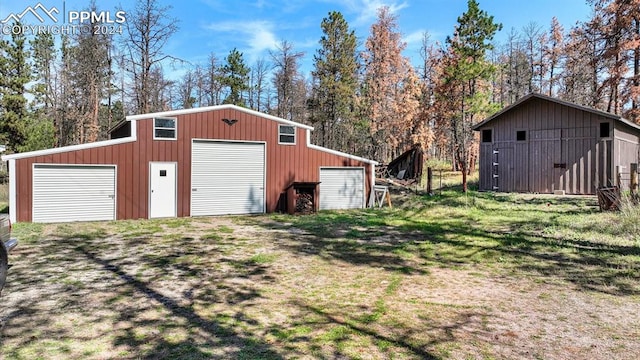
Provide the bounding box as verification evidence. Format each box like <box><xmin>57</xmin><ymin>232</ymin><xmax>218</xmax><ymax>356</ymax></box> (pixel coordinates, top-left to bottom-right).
<box><xmin>295</xmin><ymin>191</ymin><xmax>314</xmax><ymax>214</ymax></box>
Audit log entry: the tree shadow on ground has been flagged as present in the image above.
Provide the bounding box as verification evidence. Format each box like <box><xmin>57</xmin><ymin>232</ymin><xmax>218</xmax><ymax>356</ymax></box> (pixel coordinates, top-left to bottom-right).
<box><xmin>282</xmin><ymin>299</ymin><xmax>487</xmax><ymax>360</ymax></box>
<box><xmin>256</xmin><ymin>192</ymin><xmax>639</xmax><ymax>296</ymax></box>
<box><xmin>73</xmin><ymin>240</ymin><xmax>282</xmax><ymax>359</ymax></box>
<box><xmin>260</xmin><ymin>217</ymin><xmax>427</xmax><ymax>275</ymax></box>
<box><xmin>0</xmin><ymin>228</ymin><xmax>284</xmax><ymax>360</ymax></box>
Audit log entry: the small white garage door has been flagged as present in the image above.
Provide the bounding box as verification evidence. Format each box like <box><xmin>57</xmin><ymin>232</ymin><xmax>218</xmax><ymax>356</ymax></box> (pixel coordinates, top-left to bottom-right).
<box><xmin>191</xmin><ymin>141</ymin><xmax>265</xmax><ymax>216</ymax></box>
<box><xmin>319</xmin><ymin>168</ymin><xmax>365</xmax><ymax>210</ymax></box>
<box><xmin>32</xmin><ymin>165</ymin><xmax>116</xmax><ymax>223</ymax></box>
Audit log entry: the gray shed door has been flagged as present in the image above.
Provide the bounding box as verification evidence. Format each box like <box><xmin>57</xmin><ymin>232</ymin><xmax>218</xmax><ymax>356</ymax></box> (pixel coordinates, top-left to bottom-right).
<box><xmin>32</xmin><ymin>165</ymin><xmax>116</xmax><ymax>223</ymax></box>
<box><xmin>191</xmin><ymin>141</ymin><xmax>265</xmax><ymax>216</ymax></box>
<box><xmin>319</xmin><ymin>168</ymin><xmax>365</xmax><ymax>210</ymax></box>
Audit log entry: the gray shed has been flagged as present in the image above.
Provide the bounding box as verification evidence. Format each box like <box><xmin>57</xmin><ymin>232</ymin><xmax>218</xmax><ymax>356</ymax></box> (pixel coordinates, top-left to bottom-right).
<box><xmin>473</xmin><ymin>93</ymin><xmax>640</xmax><ymax>195</ymax></box>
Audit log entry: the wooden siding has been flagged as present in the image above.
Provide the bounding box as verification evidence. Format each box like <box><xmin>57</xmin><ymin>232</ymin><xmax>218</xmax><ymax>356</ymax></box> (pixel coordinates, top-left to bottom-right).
<box><xmin>13</xmin><ymin>108</ymin><xmax>372</xmax><ymax>222</ymax></box>
<box><xmin>477</xmin><ymin>96</ymin><xmax>637</xmax><ymax>194</ymax></box>
<box><xmin>614</xmin><ymin>122</ymin><xmax>640</xmax><ymax>189</ymax></box>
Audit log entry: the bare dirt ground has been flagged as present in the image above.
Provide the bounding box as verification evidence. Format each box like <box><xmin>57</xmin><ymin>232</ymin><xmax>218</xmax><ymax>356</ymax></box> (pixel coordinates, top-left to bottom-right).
<box><xmin>1</xmin><ymin>199</ymin><xmax>639</xmax><ymax>359</ymax></box>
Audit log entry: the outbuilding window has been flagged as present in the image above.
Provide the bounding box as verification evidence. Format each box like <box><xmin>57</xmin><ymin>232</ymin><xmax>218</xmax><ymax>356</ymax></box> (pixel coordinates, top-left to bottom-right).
<box><xmin>481</xmin><ymin>129</ymin><xmax>492</xmax><ymax>143</ymax></box>
<box><xmin>516</xmin><ymin>130</ymin><xmax>527</xmax><ymax>141</ymax></box>
<box><xmin>154</xmin><ymin>117</ymin><xmax>177</xmax><ymax>140</ymax></box>
<box><xmin>279</xmin><ymin>125</ymin><xmax>296</xmax><ymax>144</ymax></box>
<box><xmin>600</xmin><ymin>122</ymin><xmax>611</xmax><ymax>138</ymax></box>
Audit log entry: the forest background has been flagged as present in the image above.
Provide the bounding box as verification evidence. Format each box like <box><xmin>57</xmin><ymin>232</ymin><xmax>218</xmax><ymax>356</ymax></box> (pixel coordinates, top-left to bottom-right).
<box><xmin>1</xmin><ymin>0</ymin><xmax>638</xmax><ymax>191</ymax></box>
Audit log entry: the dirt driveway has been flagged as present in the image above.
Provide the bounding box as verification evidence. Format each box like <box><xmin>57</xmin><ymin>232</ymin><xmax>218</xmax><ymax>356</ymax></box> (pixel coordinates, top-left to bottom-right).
<box><xmin>1</xmin><ymin>197</ymin><xmax>639</xmax><ymax>359</ymax></box>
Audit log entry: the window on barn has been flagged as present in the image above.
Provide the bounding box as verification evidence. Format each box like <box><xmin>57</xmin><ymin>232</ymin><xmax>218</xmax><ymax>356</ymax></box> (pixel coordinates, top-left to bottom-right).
<box><xmin>600</xmin><ymin>122</ymin><xmax>611</xmax><ymax>138</ymax></box>
<box><xmin>516</xmin><ymin>130</ymin><xmax>527</xmax><ymax>141</ymax></box>
<box><xmin>481</xmin><ymin>129</ymin><xmax>492</xmax><ymax>143</ymax></box>
<box><xmin>154</xmin><ymin>117</ymin><xmax>177</xmax><ymax>140</ymax></box>
<box><xmin>279</xmin><ymin>125</ymin><xmax>296</xmax><ymax>144</ymax></box>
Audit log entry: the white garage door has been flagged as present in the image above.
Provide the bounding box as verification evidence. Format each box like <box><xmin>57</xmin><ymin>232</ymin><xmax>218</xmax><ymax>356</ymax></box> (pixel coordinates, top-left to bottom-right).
<box><xmin>32</xmin><ymin>165</ymin><xmax>116</xmax><ymax>223</ymax></box>
<box><xmin>191</xmin><ymin>141</ymin><xmax>265</xmax><ymax>216</ymax></box>
<box><xmin>319</xmin><ymin>168</ymin><xmax>365</xmax><ymax>210</ymax></box>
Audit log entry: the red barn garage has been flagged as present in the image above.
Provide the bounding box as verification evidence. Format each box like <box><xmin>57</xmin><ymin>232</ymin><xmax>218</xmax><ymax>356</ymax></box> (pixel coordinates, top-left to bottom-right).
<box><xmin>2</xmin><ymin>105</ymin><xmax>377</xmax><ymax>223</ymax></box>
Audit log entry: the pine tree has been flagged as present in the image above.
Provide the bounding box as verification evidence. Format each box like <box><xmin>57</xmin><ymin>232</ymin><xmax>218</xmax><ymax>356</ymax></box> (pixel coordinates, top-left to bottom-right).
<box><xmin>221</xmin><ymin>48</ymin><xmax>250</xmax><ymax>107</ymax></box>
<box><xmin>29</xmin><ymin>32</ymin><xmax>56</xmax><ymax>115</ymax></box>
<box><xmin>502</xmin><ymin>29</ymin><xmax>529</xmax><ymax>103</ymax></box>
<box><xmin>22</xmin><ymin>32</ymin><xmax>56</xmax><ymax>152</ymax></box>
<box><xmin>546</xmin><ymin>17</ymin><xmax>564</xmax><ymax>97</ymax></box>
<box><xmin>415</xmin><ymin>33</ymin><xmax>438</xmax><ymax>158</ymax></box>
<box><xmin>559</xmin><ymin>20</ymin><xmax>605</xmax><ymax>108</ymax></box>
<box><xmin>58</xmin><ymin>34</ymin><xmax>80</xmax><ymax>146</ymax></box>
<box><xmin>0</xmin><ymin>23</ymin><xmax>30</xmax><ymax>152</ymax></box>
<box><xmin>70</xmin><ymin>2</ymin><xmax>112</xmax><ymax>143</ymax></box>
<box><xmin>589</xmin><ymin>0</ymin><xmax>640</xmax><ymax>121</ymax></box>
<box><xmin>444</xmin><ymin>0</ymin><xmax>502</xmax><ymax>192</ymax></box>
<box><xmin>310</xmin><ymin>11</ymin><xmax>359</xmax><ymax>151</ymax></box>
<box><xmin>361</xmin><ymin>7</ymin><xmax>422</xmax><ymax>162</ymax></box>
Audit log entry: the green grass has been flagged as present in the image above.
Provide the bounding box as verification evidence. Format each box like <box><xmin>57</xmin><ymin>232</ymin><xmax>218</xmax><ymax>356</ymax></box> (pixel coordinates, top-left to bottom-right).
<box><xmin>265</xmin><ymin>190</ymin><xmax>639</xmax><ymax>294</ymax></box>
<box><xmin>201</xmin><ymin>232</ymin><xmax>223</xmax><ymax>241</ymax></box>
<box><xmin>249</xmin><ymin>253</ymin><xmax>278</xmax><ymax>264</ymax></box>
<box><xmin>12</xmin><ymin>222</ymin><xmax>46</xmax><ymax>244</ymax></box>
<box><xmin>3</xmin><ymin>190</ymin><xmax>640</xmax><ymax>359</ymax></box>
<box><xmin>217</xmin><ymin>225</ymin><xmax>234</xmax><ymax>233</ymax></box>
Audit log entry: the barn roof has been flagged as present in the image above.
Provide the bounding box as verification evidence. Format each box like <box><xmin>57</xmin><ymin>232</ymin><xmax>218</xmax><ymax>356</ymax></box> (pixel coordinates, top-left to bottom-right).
<box><xmin>2</xmin><ymin>104</ymin><xmax>378</xmax><ymax>165</ymax></box>
<box><xmin>472</xmin><ymin>93</ymin><xmax>640</xmax><ymax>132</ymax></box>
<box><xmin>108</xmin><ymin>104</ymin><xmax>315</xmax><ymax>136</ymax></box>
<box><xmin>113</xmin><ymin>104</ymin><xmax>314</xmax><ymax>131</ymax></box>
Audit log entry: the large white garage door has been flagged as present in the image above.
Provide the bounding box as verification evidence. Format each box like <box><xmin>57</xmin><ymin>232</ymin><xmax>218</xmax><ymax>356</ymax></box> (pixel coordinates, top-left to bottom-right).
<box><xmin>191</xmin><ymin>141</ymin><xmax>265</xmax><ymax>216</ymax></box>
<box><xmin>319</xmin><ymin>168</ymin><xmax>365</xmax><ymax>210</ymax></box>
<box><xmin>33</xmin><ymin>165</ymin><xmax>116</xmax><ymax>223</ymax></box>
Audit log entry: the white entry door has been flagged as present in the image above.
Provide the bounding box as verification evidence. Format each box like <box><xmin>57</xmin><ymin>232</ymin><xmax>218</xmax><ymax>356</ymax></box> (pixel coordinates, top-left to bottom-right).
<box><xmin>149</xmin><ymin>162</ymin><xmax>177</xmax><ymax>218</ymax></box>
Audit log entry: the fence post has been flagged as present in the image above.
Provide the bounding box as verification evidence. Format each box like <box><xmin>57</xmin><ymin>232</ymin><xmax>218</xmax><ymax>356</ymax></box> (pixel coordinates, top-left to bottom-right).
<box><xmin>631</xmin><ymin>163</ymin><xmax>638</xmax><ymax>195</ymax></box>
<box><xmin>427</xmin><ymin>167</ymin><xmax>433</xmax><ymax>195</ymax></box>
<box><xmin>616</xmin><ymin>166</ymin><xmax>622</xmax><ymax>188</ymax></box>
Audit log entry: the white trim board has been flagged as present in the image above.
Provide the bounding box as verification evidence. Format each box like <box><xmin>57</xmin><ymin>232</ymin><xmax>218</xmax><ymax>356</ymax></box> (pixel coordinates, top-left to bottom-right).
<box><xmin>126</xmin><ymin>104</ymin><xmax>314</xmax><ymax>130</ymax></box>
<box><xmin>8</xmin><ymin>159</ymin><xmax>16</xmax><ymax>223</ymax></box>
<box><xmin>1</xmin><ymin>120</ymin><xmax>138</xmax><ymax>161</ymax></box>
<box><xmin>306</xmin><ymin>129</ymin><xmax>378</xmax><ymax>165</ymax></box>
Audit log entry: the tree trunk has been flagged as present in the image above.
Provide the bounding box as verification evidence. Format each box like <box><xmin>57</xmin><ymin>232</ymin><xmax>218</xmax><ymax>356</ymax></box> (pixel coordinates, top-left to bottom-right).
<box><xmin>462</xmin><ymin>162</ymin><xmax>468</xmax><ymax>193</ymax></box>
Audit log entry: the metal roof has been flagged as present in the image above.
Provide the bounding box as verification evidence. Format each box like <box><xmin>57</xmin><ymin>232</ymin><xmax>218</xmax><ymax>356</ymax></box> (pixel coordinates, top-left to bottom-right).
<box><xmin>472</xmin><ymin>93</ymin><xmax>640</xmax><ymax>132</ymax></box>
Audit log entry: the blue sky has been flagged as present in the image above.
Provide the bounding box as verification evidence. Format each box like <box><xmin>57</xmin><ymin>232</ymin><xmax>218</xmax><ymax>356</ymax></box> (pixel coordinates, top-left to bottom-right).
<box><xmin>1</xmin><ymin>0</ymin><xmax>593</xmax><ymax>79</ymax></box>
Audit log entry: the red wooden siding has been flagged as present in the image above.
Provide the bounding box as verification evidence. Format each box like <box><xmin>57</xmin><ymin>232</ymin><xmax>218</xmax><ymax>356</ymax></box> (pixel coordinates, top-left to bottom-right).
<box><xmin>13</xmin><ymin>108</ymin><xmax>372</xmax><ymax>222</ymax></box>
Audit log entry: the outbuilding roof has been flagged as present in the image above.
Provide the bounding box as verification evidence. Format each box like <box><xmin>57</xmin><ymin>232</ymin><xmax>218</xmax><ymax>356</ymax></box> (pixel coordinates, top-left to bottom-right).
<box><xmin>472</xmin><ymin>93</ymin><xmax>640</xmax><ymax>132</ymax></box>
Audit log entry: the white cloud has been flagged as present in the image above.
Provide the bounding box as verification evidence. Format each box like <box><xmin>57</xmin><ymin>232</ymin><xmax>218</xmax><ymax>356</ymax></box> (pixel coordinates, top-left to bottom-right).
<box><xmin>324</xmin><ymin>0</ymin><xmax>409</xmax><ymax>26</ymax></box>
<box><xmin>403</xmin><ymin>30</ymin><xmax>426</xmax><ymax>46</ymax></box>
<box><xmin>204</xmin><ymin>20</ymin><xmax>278</xmax><ymax>61</ymax></box>
<box><xmin>358</xmin><ymin>0</ymin><xmax>409</xmax><ymax>24</ymax></box>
